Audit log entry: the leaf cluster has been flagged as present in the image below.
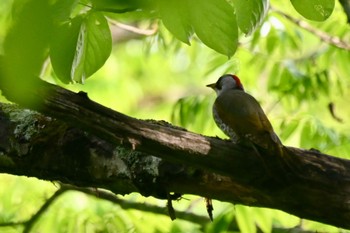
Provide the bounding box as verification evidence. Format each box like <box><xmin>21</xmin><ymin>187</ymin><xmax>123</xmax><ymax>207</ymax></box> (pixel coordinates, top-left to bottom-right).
<box><xmin>2</xmin><ymin>0</ymin><xmax>337</xmax><ymax>85</ymax></box>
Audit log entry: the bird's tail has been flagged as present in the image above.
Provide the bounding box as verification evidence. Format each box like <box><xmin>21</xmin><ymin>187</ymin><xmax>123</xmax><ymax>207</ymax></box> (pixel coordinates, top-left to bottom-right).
<box><xmin>259</xmin><ymin>135</ymin><xmax>302</xmax><ymax>180</ymax></box>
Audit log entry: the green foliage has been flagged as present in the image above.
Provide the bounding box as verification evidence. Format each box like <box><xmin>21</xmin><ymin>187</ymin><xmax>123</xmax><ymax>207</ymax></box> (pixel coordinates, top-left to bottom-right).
<box><xmin>267</xmin><ymin>62</ymin><xmax>330</xmax><ymax>102</ymax></box>
<box><xmin>51</xmin><ymin>0</ymin><xmax>79</xmax><ymax>23</ymax></box>
<box><xmin>2</xmin><ymin>0</ymin><xmax>54</xmax><ymax>99</ymax></box>
<box><xmin>231</xmin><ymin>0</ymin><xmax>269</xmax><ymax>35</ymax></box>
<box><xmin>299</xmin><ymin>117</ymin><xmax>350</xmax><ymax>153</ymax></box>
<box><xmin>51</xmin><ymin>11</ymin><xmax>112</xmax><ymax>83</ymax></box>
<box><xmin>171</xmin><ymin>95</ymin><xmax>214</xmax><ymax>134</ymax></box>
<box><xmin>235</xmin><ymin>205</ymin><xmax>256</xmax><ymax>233</ymax></box>
<box><xmin>158</xmin><ymin>0</ymin><xmax>192</xmax><ymax>45</ymax></box>
<box><xmin>205</xmin><ymin>208</ymin><xmax>236</xmax><ymax>232</ymax></box>
<box><xmin>279</xmin><ymin>118</ymin><xmax>299</xmax><ymax>141</ymax></box>
<box><xmin>2</xmin><ymin>0</ymin><xmax>338</xmax><ymax>86</ymax></box>
<box><xmin>290</xmin><ymin>0</ymin><xmax>335</xmax><ymax>21</ymax></box>
<box><xmin>159</xmin><ymin>0</ymin><xmax>238</xmax><ymax>57</ymax></box>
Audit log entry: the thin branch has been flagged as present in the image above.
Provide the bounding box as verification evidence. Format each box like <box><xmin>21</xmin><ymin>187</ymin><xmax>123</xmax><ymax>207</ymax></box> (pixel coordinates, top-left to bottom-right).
<box><xmin>107</xmin><ymin>18</ymin><xmax>158</xmax><ymax>43</ymax></box>
<box><xmin>59</xmin><ymin>185</ymin><xmax>213</xmax><ymax>228</ymax></box>
<box><xmin>328</xmin><ymin>102</ymin><xmax>344</xmax><ymax>123</ymax></box>
<box><xmin>0</xmin><ymin>221</ymin><xmax>26</xmax><ymax>227</ymax></box>
<box><xmin>108</xmin><ymin>18</ymin><xmax>158</xmax><ymax>36</ymax></box>
<box><xmin>61</xmin><ymin>184</ymin><xmax>211</xmax><ymax>225</ymax></box>
<box><xmin>273</xmin><ymin>8</ymin><xmax>350</xmax><ymax>51</ymax></box>
<box><xmin>0</xmin><ymin>182</ymin><xmax>316</xmax><ymax>232</ymax></box>
<box><xmin>23</xmin><ymin>188</ymin><xmax>68</xmax><ymax>233</ymax></box>
<box><xmin>0</xmin><ymin>184</ymin><xmax>210</xmax><ymax>230</ymax></box>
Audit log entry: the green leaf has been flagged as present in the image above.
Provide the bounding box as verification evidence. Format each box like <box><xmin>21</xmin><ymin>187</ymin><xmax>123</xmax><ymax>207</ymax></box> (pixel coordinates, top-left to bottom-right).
<box><xmin>158</xmin><ymin>0</ymin><xmax>192</xmax><ymax>44</ymax></box>
<box><xmin>50</xmin><ymin>15</ymin><xmax>83</xmax><ymax>83</ymax></box>
<box><xmin>254</xmin><ymin>208</ymin><xmax>272</xmax><ymax>233</ymax></box>
<box><xmin>159</xmin><ymin>0</ymin><xmax>238</xmax><ymax>57</ymax></box>
<box><xmin>51</xmin><ymin>0</ymin><xmax>79</xmax><ymax>23</ymax></box>
<box><xmin>232</xmin><ymin>0</ymin><xmax>269</xmax><ymax>35</ymax></box>
<box><xmin>71</xmin><ymin>11</ymin><xmax>112</xmax><ymax>83</ymax></box>
<box><xmin>50</xmin><ymin>11</ymin><xmax>112</xmax><ymax>83</ymax></box>
<box><xmin>235</xmin><ymin>205</ymin><xmax>256</xmax><ymax>233</ymax></box>
<box><xmin>266</xmin><ymin>28</ymin><xmax>278</xmax><ymax>53</ymax></box>
<box><xmin>2</xmin><ymin>0</ymin><xmax>54</xmax><ymax>102</ymax></box>
<box><xmin>280</xmin><ymin>119</ymin><xmax>299</xmax><ymax>140</ymax></box>
<box><xmin>4</xmin><ymin>0</ymin><xmax>53</xmax><ymax>77</ymax></box>
<box><xmin>290</xmin><ymin>0</ymin><xmax>335</xmax><ymax>21</ymax></box>
<box><xmin>206</xmin><ymin>208</ymin><xmax>235</xmax><ymax>232</ymax></box>
<box><xmin>300</xmin><ymin>120</ymin><xmax>314</xmax><ymax>149</ymax></box>
<box><xmin>267</xmin><ymin>63</ymin><xmax>282</xmax><ymax>91</ymax></box>
<box><xmin>189</xmin><ymin>0</ymin><xmax>238</xmax><ymax>57</ymax></box>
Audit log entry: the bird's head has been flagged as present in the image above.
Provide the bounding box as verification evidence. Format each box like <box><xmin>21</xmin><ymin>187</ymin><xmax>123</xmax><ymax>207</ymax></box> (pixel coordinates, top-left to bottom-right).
<box><xmin>206</xmin><ymin>74</ymin><xmax>244</xmax><ymax>95</ymax></box>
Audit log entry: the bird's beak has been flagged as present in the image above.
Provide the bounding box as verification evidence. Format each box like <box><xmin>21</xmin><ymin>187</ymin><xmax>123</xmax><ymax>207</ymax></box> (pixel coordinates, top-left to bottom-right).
<box><xmin>206</xmin><ymin>83</ymin><xmax>216</xmax><ymax>89</ymax></box>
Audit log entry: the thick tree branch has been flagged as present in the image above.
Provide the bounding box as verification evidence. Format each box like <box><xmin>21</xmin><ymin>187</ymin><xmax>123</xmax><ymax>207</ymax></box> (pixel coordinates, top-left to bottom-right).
<box><xmin>0</xmin><ymin>79</ymin><xmax>350</xmax><ymax>230</ymax></box>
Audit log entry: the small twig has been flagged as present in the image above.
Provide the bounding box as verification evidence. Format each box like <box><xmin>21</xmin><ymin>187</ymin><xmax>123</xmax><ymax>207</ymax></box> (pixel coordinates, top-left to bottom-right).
<box><xmin>0</xmin><ymin>221</ymin><xmax>26</xmax><ymax>227</ymax></box>
<box><xmin>167</xmin><ymin>193</ymin><xmax>177</xmax><ymax>220</ymax></box>
<box><xmin>272</xmin><ymin>8</ymin><xmax>350</xmax><ymax>51</ymax></box>
<box><xmin>328</xmin><ymin>102</ymin><xmax>343</xmax><ymax>123</ymax></box>
<box><xmin>108</xmin><ymin>18</ymin><xmax>157</xmax><ymax>36</ymax></box>
<box><xmin>115</xmin><ymin>22</ymin><xmax>157</xmax><ymax>36</ymax></box>
<box><xmin>62</xmin><ymin>185</ymin><xmax>209</xmax><ymax>225</ymax></box>
<box><xmin>205</xmin><ymin>198</ymin><xmax>214</xmax><ymax>221</ymax></box>
<box><xmin>23</xmin><ymin>188</ymin><xmax>68</xmax><ymax>233</ymax></box>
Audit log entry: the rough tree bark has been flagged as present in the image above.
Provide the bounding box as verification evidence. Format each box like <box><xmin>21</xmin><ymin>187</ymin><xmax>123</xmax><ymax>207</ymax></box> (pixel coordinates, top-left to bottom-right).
<box><xmin>0</xmin><ymin>80</ymin><xmax>350</xmax><ymax>229</ymax></box>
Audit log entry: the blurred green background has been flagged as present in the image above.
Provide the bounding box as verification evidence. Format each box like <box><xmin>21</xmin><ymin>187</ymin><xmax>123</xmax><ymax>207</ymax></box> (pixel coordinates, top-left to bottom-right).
<box><xmin>0</xmin><ymin>0</ymin><xmax>349</xmax><ymax>232</ymax></box>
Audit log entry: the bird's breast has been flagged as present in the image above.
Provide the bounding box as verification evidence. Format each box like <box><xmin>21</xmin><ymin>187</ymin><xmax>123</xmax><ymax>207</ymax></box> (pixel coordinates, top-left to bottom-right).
<box><xmin>213</xmin><ymin>106</ymin><xmax>239</xmax><ymax>143</ymax></box>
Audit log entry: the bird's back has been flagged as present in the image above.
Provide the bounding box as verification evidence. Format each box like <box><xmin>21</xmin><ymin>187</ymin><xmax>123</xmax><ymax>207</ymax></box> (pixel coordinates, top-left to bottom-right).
<box><xmin>213</xmin><ymin>89</ymin><xmax>281</xmax><ymax>148</ymax></box>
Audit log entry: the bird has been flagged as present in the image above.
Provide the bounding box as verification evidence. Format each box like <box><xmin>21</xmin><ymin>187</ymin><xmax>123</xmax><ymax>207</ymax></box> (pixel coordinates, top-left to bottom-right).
<box><xmin>206</xmin><ymin>74</ymin><xmax>282</xmax><ymax>152</ymax></box>
<box><xmin>205</xmin><ymin>74</ymin><xmax>285</xmax><ymax>221</ymax></box>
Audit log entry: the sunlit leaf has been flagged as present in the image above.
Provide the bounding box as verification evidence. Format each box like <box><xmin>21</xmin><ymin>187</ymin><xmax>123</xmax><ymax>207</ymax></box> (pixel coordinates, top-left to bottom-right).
<box><xmin>50</xmin><ymin>15</ymin><xmax>84</xmax><ymax>83</ymax></box>
<box><xmin>254</xmin><ymin>208</ymin><xmax>272</xmax><ymax>233</ymax></box>
<box><xmin>159</xmin><ymin>0</ymin><xmax>238</xmax><ymax>57</ymax></box>
<box><xmin>267</xmin><ymin>63</ymin><xmax>282</xmax><ymax>91</ymax></box>
<box><xmin>235</xmin><ymin>205</ymin><xmax>256</xmax><ymax>233</ymax></box>
<box><xmin>232</xmin><ymin>0</ymin><xmax>269</xmax><ymax>35</ymax></box>
<box><xmin>300</xmin><ymin>121</ymin><xmax>312</xmax><ymax>149</ymax></box>
<box><xmin>158</xmin><ymin>0</ymin><xmax>192</xmax><ymax>44</ymax></box>
<box><xmin>71</xmin><ymin>11</ymin><xmax>112</xmax><ymax>83</ymax></box>
<box><xmin>50</xmin><ymin>11</ymin><xmax>112</xmax><ymax>83</ymax></box>
<box><xmin>171</xmin><ymin>95</ymin><xmax>214</xmax><ymax>134</ymax></box>
<box><xmin>315</xmin><ymin>70</ymin><xmax>330</xmax><ymax>96</ymax></box>
<box><xmin>280</xmin><ymin>119</ymin><xmax>299</xmax><ymax>140</ymax></box>
<box><xmin>4</xmin><ymin>0</ymin><xmax>53</xmax><ymax>77</ymax></box>
<box><xmin>266</xmin><ymin>28</ymin><xmax>278</xmax><ymax>53</ymax></box>
<box><xmin>206</xmin><ymin>208</ymin><xmax>235</xmax><ymax>232</ymax></box>
<box><xmin>189</xmin><ymin>0</ymin><xmax>238</xmax><ymax>57</ymax></box>
<box><xmin>51</xmin><ymin>0</ymin><xmax>79</xmax><ymax>23</ymax></box>
<box><xmin>2</xmin><ymin>0</ymin><xmax>54</xmax><ymax>102</ymax></box>
<box><xmin>290</xmin><ymin>0</ymin><xmax>335</xmax><ymax>21</ymax></box>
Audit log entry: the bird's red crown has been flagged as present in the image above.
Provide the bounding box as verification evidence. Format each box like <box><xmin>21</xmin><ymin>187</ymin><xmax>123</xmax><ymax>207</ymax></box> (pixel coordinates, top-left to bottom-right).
<box><xmin>231</xmin><ymin>74</ymin><xmax>244</xmax><ymax>91</ymax></box>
